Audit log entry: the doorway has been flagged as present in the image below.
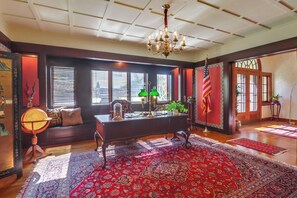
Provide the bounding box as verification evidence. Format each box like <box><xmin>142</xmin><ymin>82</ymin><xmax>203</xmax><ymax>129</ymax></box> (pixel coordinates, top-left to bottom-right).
<box><xmin>233</xmin><ymin>59</ymin><xmax>261</xmax><ymax>123</ymax></box>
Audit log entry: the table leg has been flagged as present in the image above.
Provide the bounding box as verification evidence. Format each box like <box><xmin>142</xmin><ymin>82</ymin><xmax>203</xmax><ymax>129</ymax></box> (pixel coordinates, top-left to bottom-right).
<box><xmin>176</xmin><ymin>131</ymin><xmax>191</xmax><ymax>149</ymax></box>
<box><xmin>102</xmin><ymin>142</ymin><xmax>107</xmax><ymax>169</ymax></box>
<box><xmin>94</xmin><ymin>130</ymin><xmax>100</xmax><ymax>151</ymax></box>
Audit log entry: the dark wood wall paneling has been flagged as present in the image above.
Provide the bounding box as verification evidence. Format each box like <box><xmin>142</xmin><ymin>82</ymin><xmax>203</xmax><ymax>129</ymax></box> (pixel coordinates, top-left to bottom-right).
<box><xmin>11</xmin><ymin>36</ymin><xmax>297</xmax><ymax>135</ymax></box>
<box><xmin>46</xmin><ymin>56</ymin><xmax>174</xmax><ymax>110</ymax></box>
<box><xmin>194</xmin><ymin>36</ymin><xmax>297</xmax><ymax>134</ymax></box>
<box><xmin>0</xmin><ymin>31</ymin><xmax>12</xmax><ymax>50</ymax></box>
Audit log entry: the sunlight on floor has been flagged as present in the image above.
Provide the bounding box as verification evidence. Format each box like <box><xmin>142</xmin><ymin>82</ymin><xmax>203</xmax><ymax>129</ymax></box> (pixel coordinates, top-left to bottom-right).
<box><xmin>255</xmin><ymin>125</ymin><xmax>297</xmax><ymax>139</ymax></box>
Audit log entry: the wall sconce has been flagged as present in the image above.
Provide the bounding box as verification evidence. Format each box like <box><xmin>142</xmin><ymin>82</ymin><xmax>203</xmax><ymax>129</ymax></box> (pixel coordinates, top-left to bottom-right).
<box><xmin>138</xmin><ymin>82</ymin><xmax>159</xmax><ymax>118</ymax></box>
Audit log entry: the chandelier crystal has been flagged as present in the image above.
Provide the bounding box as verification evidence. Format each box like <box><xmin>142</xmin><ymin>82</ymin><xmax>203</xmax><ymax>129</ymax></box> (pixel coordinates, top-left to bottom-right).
<box><xmin>147</xmin><ymin>4</ymin><xmax>186</xmax><ymax>58</ymax></box>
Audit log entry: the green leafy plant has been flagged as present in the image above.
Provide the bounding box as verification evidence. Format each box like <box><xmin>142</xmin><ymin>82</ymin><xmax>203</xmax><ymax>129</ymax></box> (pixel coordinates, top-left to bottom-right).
<box><xmin>270</xmin><ymin>94</ymin><xmax>282</xmax><ymax>101</ymax></box>
<box><xmin>166</xmin><ymin>101</ymin><xmax>188</xmax><ymax>113</ymax></box>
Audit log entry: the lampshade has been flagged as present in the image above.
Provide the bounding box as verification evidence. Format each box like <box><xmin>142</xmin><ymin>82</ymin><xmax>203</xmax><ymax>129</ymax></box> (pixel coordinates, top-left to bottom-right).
<box><xmin>138</xmin><ymin>89</ymin><xmax>148</xmax><ymax>97</ymax></box>
<box><xmin>150</xmin><ymin>88</ymin><xmax>159</xmax><ymax>96</ymax></box>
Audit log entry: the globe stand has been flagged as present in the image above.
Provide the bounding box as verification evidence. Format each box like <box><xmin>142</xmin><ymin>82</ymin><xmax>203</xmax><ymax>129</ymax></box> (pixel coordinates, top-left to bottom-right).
<box><xmin>23</xmin><ymin>120</ymin><xmax>51</xmax><ymax>163</ymax></box>
<box><xmin>21</xmin><ymin>108</ymin><xmax>52</xmax><ymax>164</ymax></box>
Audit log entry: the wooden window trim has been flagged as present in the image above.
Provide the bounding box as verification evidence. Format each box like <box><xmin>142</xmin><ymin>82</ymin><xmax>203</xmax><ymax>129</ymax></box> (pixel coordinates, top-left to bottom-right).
<box><xmin>262</xmin><ymin>72</ymin><xmax>272</xmax><ymax>106</ymax></box>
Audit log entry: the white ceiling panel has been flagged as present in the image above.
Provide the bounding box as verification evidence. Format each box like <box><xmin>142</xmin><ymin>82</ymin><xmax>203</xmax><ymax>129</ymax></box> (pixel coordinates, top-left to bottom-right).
<box><xmin>71</xmin><ymin>0</ymin><xmax>108</xmax><ymax>17</ymax></box>
<box><xmin>126</xmin><ymin>26</ymin><xmax>154</xmax><ymax>38</ymax></box>
<box><xmin>115</xmin><ymin>0</ymin><xmax>151</xmax><ymax>9</ymax></box>
<box><xmin>187</xmin><ymin>37</ymin><xmax>216</xmax><ymax>48</ymax></box>
<box><xmin>0</xmin><ymin>0</ymin><xmax>34</xmax><ymax>19</ymax></box>
<box><xmin>99</xmin><ymin>31</ymin><xmax>122</xmax><ymax>40</ymax></box>
<box><xmin>73</xmin><ymin>13</ymin><xmax>101</xmax><ymax>30</ymax></box>
<box><xmin>122</xmin><ymin>35</ymin><xmax>145</xmax><ymax>43</ymax></box>
<box><xmin>198</xmin><ymin>29</ymin><xmax>230</xmax><ymax>41</ymax></box>
<box><xmin>134</xmin><ymin>12</ymin><xmax>163</xmax><ymax>29</ymax></box>
<box><xmin>42</xmin><ymin>21</ymin><xmax>70</xmax><ymax>34</ymax></box>
<box><xmin>174</xmin><ymin>2</ymin><xmax>210</xmax><ymax>22</ymax></box>
<box><xmin>107</xmin><ymin>4</ymin><xmax>141</xmax><ymax>23</ymax></box>
<box><xmin>100</xmin><ymin>20</ymin><xmax>130</xmax><ymax>34</ymax></box>
<box><xmin>33</xmin><ymin>0</ymin><xmax>68</xmax><ymax>10</ymax></box>
<box><xmin>36</xmin><ymin>5</ymin><xmax>69</xmax><ymax>24</ymax></box>
<box><xmin>3</xmin><ymin>15</ymin><xmax>39</xmax><ymax>29</ymax></box>
<box><xmin>72</xmin><ymin>26</ymin><xmax>98</xmax><ymax>37</ymax></box>
<box><xmin>245</xmin><ymin>2</ymin><xmax>290</xmax><ymax>23</ymax></box>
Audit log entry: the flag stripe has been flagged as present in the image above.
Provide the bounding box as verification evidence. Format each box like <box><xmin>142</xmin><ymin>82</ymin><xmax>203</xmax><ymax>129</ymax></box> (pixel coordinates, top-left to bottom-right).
<box><xmin>202</xmin><ymin>58</ymin><xmax>212</xmax><ymax>114</ymax></box>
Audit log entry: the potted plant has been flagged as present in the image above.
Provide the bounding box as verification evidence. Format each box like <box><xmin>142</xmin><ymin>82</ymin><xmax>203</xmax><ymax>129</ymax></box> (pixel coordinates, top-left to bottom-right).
<box><xmin>270</xmin><ymin>94</ymin><xmax>282</xmax><ymax>102</ymax></box>
<box><xmin>166</xmin><ymin>101</ymin><xmax>188</xmax><ymax>115</ymax></box>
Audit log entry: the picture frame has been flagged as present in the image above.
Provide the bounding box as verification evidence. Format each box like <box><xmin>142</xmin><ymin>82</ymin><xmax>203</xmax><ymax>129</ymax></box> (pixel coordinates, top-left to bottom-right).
<box><xmin>0</xmin><ymin>51</ymin><xmax>22</xmax><ymax>179</ymax></box>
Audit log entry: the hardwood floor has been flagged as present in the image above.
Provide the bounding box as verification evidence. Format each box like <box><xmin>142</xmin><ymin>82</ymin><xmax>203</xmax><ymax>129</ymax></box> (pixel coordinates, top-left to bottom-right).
<box><xmin>0</xmin><ymin>121</ymin><xmax>296</xmax><ymax>198</ymax></box>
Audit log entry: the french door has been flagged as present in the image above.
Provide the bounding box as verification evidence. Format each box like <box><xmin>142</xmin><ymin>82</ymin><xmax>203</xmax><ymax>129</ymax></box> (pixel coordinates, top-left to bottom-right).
<box><xmin>234</xmin><ymin>69</ymin><xmax>261</xmax><ymax>123</ymax></box>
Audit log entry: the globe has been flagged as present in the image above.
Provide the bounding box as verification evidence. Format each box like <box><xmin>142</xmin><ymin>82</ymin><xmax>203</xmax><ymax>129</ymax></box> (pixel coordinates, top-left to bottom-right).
<box><xmin>21</xmin><ymin>108</ymin><xmax>50</xmax><ymax>133</ymax></box>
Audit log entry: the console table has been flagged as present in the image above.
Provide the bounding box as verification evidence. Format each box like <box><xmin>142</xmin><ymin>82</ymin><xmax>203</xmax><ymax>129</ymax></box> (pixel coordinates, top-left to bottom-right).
<box><xmin>94</xmin><ymin>113</ymin><xmax>190</xmax><ymax>168</ymax></box>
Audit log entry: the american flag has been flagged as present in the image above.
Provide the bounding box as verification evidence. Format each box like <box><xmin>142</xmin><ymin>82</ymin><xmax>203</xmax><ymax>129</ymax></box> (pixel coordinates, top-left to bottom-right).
<box><xmin>202</xmin><ymin>58</ymin><xmax>212</xmax><ymax>114</ymax></box>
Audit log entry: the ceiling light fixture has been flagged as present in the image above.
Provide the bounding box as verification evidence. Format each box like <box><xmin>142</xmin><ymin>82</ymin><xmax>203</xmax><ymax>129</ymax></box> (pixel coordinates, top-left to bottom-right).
<box><xmin>147</xmin><ymin>4</ymin><xmax>186</xmax><ymax>58</ymax></box>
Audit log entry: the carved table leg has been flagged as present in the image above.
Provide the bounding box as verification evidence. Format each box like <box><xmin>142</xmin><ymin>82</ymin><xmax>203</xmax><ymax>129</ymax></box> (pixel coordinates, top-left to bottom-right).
<box><xmin>94</xmin><ymin>130</ymin><xmax>100</xmax><ymax>151</ymax></box>
<box><xmin>176</xmin><ymin>131</ymin><xmax>191</xmax><ymax>149</ymax></box>
<box><xmin>171</xmin><ymin>132</ymin><xmax>180</xmax><ymax>141</ymax></box>
<box><xmin>102</xmin><ymin>142</ymin><xmax>108</xmax><ymax>169</ymax></box>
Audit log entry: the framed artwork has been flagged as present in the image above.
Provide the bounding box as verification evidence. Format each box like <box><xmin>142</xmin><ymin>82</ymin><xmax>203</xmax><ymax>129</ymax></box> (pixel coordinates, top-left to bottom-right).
<box><xmin>0</xmin><ymin>51</ymin><xmax>22</xmax><ymax>178</ymax></box>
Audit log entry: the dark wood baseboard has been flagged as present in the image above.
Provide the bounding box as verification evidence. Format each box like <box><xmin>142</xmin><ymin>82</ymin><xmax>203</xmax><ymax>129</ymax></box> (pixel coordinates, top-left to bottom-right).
<box><xmin>261</xmin><ymin>117</ymin><xmax>297</xmax><ymax>124</ymax></box>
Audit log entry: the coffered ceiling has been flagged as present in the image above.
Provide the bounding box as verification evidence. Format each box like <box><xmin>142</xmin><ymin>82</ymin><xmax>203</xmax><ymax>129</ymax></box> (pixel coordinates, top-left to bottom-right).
<box><xmin>0</xmin><ymin>0</ymin><xmax>297</xmax><ymax>59</ymax></box>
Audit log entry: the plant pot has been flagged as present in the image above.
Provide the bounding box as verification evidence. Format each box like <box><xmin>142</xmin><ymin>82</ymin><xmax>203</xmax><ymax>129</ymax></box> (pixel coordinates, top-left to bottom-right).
<box><xmin>173</xmin><ymin>110</ymin><xmax>179</xmax><ymax>116</ymax></box>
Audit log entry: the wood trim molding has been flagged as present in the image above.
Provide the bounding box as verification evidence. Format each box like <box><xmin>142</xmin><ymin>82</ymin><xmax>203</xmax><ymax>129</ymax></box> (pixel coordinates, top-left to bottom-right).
<box><xmin>0</xmin><ymin>31</ymin><xmax>12</xmax><ymax>51</ymax></box>
<box><xmin>196</xmin><ymin>36</ymin><xmax>297</xmax><ymax>66</ymax></box>
<box><xmin>11</xmin><ymin>42</ymin><xmax>195</xmax><ymax>68</ymax></box>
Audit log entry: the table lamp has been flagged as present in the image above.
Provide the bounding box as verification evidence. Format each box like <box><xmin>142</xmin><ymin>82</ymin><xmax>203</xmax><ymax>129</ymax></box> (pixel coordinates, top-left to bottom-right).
<box><xmin>138</xmin><ymin>82</ymin><xmax>159</xmax><ymax>118</ymax></box>
<box><xmin>138</xmin><ymin>88</ymin><xmax>148</xmax><ymax>110</ymax></box>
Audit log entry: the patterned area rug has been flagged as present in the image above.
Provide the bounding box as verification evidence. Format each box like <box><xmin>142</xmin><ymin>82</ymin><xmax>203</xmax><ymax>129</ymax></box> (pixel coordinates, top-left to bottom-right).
<box><xmin>227</xmin><ymin>138</ymin><xmax>287</xmax><ymax>155</ymax></box>
<box><xmin>257</xmin><ymin>125</ymin><xmax>297</xmax><ymax>139</ymax></box>
<box><xmin>18</xmin><ymin>135</ymin><xmax>297</xmax><ymax>198</ymax></box>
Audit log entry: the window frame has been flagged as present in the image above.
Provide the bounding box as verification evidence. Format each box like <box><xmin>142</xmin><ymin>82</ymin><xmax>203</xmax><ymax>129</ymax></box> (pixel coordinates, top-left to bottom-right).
<box><xmin>157</xmin><ymin>73</ymin><xmax>172</xmax><ymax>103</ymax></box>
<box><xmin>111</xmin><ymin>71</ymin><xmax>128</xmax><ymax>101</ymax></box>
<box><xmin>49</xmin><ymin>66</ymin><xmax>77</xmax><ymax>108</ymax></box>
<box><xmin>261</xmin><ymin>72</ymin><xmax>272</xmax><ymax>106</ymax></box>
<box><xmin>130</xmin><ymin>72</ymin><xmax>148</xmax><ymax>104</ymax></box>
<box><xmin>91</xmin><ymin>69</ymin><xmax>110</xmax><ymax>105</ymax></box>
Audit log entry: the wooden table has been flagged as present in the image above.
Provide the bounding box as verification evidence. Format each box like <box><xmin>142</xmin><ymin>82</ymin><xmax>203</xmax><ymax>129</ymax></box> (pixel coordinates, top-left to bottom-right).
<box><xmin>94</xmin><ymin>112</ymin><xmax>190</xmax><ymax>168</ymax></box>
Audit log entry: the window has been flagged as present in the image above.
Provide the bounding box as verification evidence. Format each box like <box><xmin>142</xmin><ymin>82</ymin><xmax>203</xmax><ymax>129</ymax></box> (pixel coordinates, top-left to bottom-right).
<box><xmin>91</xmin><ymin>70</ymin><xmax>109</xmax><ymax>104</ymax></box>
<box><xmin>262</xmin><ymin>72</ymin><xmax>272</xmax><ymax>104</ymax></box>
<box><xmin>157</xmin><ymin>74</ymin><xmax>172</xmax><ymax>102</ymax></box>
<box><xmin>130</xmin><ymin>72</ymin><xmax>147</xmax><ymax>102</ymax></box>
<box><xmin>235</xmin><ymin>59</ymin><xmax>259</xmax><ymax>69</ymax></box>
<box><xmin>112</xmin><ymin>71</ymin><xmax>127</xmax><ymax>100</ymax></box>
<box><xmin>50</xmin><ymin>66</ymin><xmax>75</xmax><ymax>107</ymax></box>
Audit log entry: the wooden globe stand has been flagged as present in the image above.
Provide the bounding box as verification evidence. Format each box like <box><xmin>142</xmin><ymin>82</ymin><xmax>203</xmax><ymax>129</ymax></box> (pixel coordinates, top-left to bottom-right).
<box><xmin>21</xmin><ymin>108</ymin><xmax>52</xmax><ymax>163</ymax></box>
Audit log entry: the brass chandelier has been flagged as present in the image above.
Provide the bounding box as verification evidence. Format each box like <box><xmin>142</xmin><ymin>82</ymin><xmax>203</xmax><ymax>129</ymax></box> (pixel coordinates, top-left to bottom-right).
<box><xmin>147</xmin><ymin>4</ymin><xmax>186</xmax><ymax>58</ymax></box>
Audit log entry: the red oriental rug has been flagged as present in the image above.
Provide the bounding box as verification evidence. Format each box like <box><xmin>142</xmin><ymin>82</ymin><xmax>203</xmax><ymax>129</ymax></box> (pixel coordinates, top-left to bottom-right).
<box><xmin>227</xmin><ymin>138</ymin><xmax>287</xmax><ymax>155</ymax></box>
<box><xmin>18</xmin><ymin>135</ymin><xmax>297</xmax><ymax>198</ymax></box>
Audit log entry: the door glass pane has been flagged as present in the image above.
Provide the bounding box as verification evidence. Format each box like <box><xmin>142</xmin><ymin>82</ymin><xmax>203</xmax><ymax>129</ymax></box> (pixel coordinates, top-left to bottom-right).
<box><xmin>237</xmin><ymin>74</ymin><xmax>246</xmax><ymax>113</ymax></box>
<box><xmin>250</xmin><ymin>75</ymin><xmax>258</xmax><ymax>111</ymax></box>
<box><xmin>112</xmin><ymin>71</ymin><xmax>127</xmax><ymax>100</ymax></box>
